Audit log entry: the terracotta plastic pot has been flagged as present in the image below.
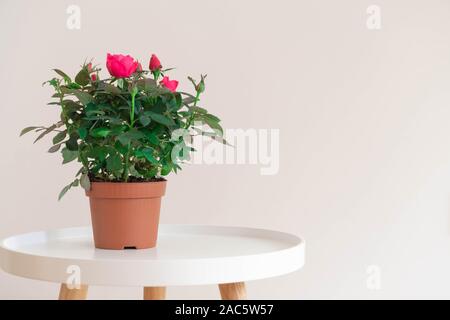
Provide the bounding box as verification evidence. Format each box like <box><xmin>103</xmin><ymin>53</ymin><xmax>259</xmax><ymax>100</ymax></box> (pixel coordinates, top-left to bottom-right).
<box><xmin>86</xmin><ymin>180</ymin><xmax>167</xmax><ymax>250</ymax></box>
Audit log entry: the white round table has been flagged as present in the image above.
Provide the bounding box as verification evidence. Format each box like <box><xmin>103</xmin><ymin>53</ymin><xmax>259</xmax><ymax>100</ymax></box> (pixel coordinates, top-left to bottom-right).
<box><xmin>0</xmin><ymin>225</ymin><xmax>304</xmax><ymax>300</ymax></box>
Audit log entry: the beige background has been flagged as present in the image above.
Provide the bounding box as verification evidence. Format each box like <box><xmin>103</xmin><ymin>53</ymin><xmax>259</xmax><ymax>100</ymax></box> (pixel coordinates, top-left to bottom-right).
<box><xmin>1</xmin><ymin>0</ymin><xmax>450</xmax><ymax>299</ymax></box>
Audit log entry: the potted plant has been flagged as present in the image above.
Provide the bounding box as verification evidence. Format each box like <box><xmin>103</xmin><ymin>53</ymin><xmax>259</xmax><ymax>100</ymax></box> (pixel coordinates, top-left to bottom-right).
<box><xmin>20</xmin><ymin>53</ymin><xmax>225</xmax><ymax>249</ymax></box>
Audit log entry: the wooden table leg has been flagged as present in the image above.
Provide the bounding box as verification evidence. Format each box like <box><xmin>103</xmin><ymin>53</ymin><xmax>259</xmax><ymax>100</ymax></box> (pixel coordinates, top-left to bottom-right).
<box><xmin>143</xmin><ymin>286</ymin><xmax>166</xmax><ymax>300</ymax></box>
<box><xmin>218</xmin><ymin>282</ymin><xmax>247</xmax><ymax>300</ymax></box>
<box><xmin>58</xmin><ymin>283</ymin><xmax>88</xmax><ymax>300</ymax></box>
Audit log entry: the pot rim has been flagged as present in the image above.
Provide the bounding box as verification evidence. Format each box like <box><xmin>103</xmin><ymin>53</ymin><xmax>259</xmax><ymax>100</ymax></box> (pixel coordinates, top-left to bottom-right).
<box><xmin>90</xmin><ymin>178</ymin><xmax>167</xmax><ymax>185</ymax></box>
<box><xmin>86</xmin><ymin>179</ymin><xmax>167</xmax><ymax>199</ymax></box>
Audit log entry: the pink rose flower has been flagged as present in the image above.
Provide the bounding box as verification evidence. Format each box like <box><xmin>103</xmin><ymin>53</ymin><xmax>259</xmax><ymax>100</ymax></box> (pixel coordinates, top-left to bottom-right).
<box><xmin>160</xmin><ymin>76</ymin><xmax>178</xmax><ymax>92</ymax></box>
<box><xmin>106</xmin><ymin>53</ymin><xmax>139</xmax><ymax>78</ymax></box>
<box><xmin>149</xmin><ymin>54</ymin><xmax>162</xmax><ymax>72</ymax></box>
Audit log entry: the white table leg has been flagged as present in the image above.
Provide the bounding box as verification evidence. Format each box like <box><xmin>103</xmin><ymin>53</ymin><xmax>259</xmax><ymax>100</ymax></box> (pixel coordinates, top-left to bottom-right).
<box><xmin>218</xmin><ymin>282</ymin><xmax>247</xmax><ymax>300</ymax></box>
<box><xmin>58</xmin><ymin>283</ymin><xmax>88</xmax><ymax>300</ymax></box>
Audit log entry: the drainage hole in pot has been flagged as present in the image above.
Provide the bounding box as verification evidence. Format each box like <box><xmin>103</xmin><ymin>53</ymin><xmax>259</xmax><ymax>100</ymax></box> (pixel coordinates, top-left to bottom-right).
<box><xmin>123</xmin><ymin>246</ymin><xmax>137</xmax><ymax>250</ymax></box>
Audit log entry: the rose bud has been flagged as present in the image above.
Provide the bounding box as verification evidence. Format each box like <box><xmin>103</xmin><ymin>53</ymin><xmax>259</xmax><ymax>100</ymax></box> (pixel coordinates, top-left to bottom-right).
<box><xmin>197</xmin><ymin>75</ymin><xmax>206</xmax><ymax>93</ymax></box>
<box><xmin>149</xmin><ymin>54</ymin><xmax>162</xmax><ymax>72</ymax></box>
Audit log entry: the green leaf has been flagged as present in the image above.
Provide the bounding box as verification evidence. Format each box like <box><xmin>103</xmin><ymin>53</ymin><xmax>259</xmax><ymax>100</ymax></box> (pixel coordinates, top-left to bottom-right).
<box><xmin>58</xmin><ymin>179</ymin><xmax>79</xmax><ymax>200</ymax></box>
<box><xmin>141</xmin><ymin>148</ymin><xmax>159</xmax><ymax>164</ymax></box>
<box><xmin>58</xmin><ymin>184</ymin><xmax>72</xmax><ymax>201</ymax></box>
<box><xmin>99</xmin><ymin>82</ymin><xmax>122</xmax><ymax>95</ymax></box>
<box><xmin>136</xmin><ymin>78</ymin><xmax>157</xmax><ymax>91</ymax></box>
<box><xmin>65</xmin><ymin>134</ymin><xmax>79</xmax><ymax>151</ymax></box>
<box><xmin>180</xmin><ymin>91</ymin><xmax>197</xmax><ymax>99</ymax></box>
<box><xmin>80</xmin><ymin>173</ymin><xmax>91</xmax><ymax>191</ymax></box>
<box><xmin>209</xmin><ymin>122</ymin><xmax>224</xmax><ymax>136</ymax></box>
<box><xmin>74</xmin><ymin>91</ymin><xmax>94</xmax><ymax>105</ymax></box>
<box><xmin>75</xmin><ymin>68</ymin><xmax>90</xmax><ymax>86</ymax></box>
<box><xmin>182</xmin><ymin>96</ymin><xmax>197</xmax><ymax>105</ymax></box>
<box><xmin>60</xmin><ymin>87</ymin><xmax>93</xmax><ymax>105</ymax></box>
<box><xmin>63</xmin><ymin>100</ymin><xmax>83</xmax><ymax>112</ymax></box>
<box><xmin>161</xmin><ymin>164</ymin><xmax>172</xmax><ymax>175</ymax></box>
<box><xmin>87</xmin><ymin>146</ymin><xmax>108</xmax><ymax>161</ymax></box>
<box><xmin>114</xmin><ymin>140</ymin><xmax>128</xmax><ymax>155</ymax></box>
<box><xmin>128</xmin><ymin>165</ymin><xmax>142</xmax><ymax>177</ymax></box>
<box><xmin>145</xmin><ymin>111</ymin><xmax>175</xmax><ymax>127</ymax></box>
<box><xmin>62</xmin><ymin>147</ymin><xmax>78</xmax><ymax>164</ymax></box>
<box><xmin>203</xmin><ymin>113</ymin><xmax>221</xmax><ymax>123</ymax></box>
<box><xmin>90</xmin><ymin>127</ymin><xmax>111</xmax><ymax>138</ymax></box>
<box><xmin>197</xmin><ymin>114</ymin><xmax>223</xmax><ymax>136</ymax></box>
<box><xmin>117</xmin><ymin>79</ymin><xmax>125</xmax><ymax>90</ymax></box>
<box><xmin>117</xmin><ymin>129</ymin><xmax>145</xmax><ymax>146</ymax></box>
<box><xmin>48</xmin><ymin>143</ymin><xmax>62</xmax><ymax>153</ymax></box>
<box><xmin>190</xmin><ymin>106</ymin><xmax>208</xmax><ymax>114</ymax></box>
<box><xmin>106</xmin><ymin>152</ymin><xmax>122</xmax><ymax>172</ymax></box>
<box><xmin>96</xmin><ymin>104</ymin><xmax>116</xmax><ymax>112</ymax></box>
<box><xmin>20</xmin><ymin>126</ymin><xmax>41</xmax><ymax>136</ymax></box>
<box><xmin>110</xmin><ymin>125</ymin><xmax>127</xmax><ymax>136</ymax></box>
<box><xmin>67</xmin><ymin>82</ymin><xmax>82</xmax><ymax>89</ymax></box>
<box><xmin>53</xmin><ymin>69</ymin><xmax>71</xmax><ymax>83</ymax></box>
<box><xmin>86</xmin><ymin>109</ymin><xmax>105</xmax><ymax>117</ymax></box>
<box><xmin>165</xmin><ymin>93</ymin><xmax>182</xmax><ymax>112</ymax></box>
<box><xmin>134</xmin><ymin>149</ymin><xmax>144</xmax><ymax>158</ymax></box>
<box><xmin>75</xmin><ymin>167</ymin><xmax>84</xmax><ymax>176</ymax></box>
<box><xmin>52</xmin><ymin>130</ymin><xmax>67</xmax><ymax>144</ymax></box>
<box><xmin>78</xmin><ymin>127</ymin><xmax>87</xmax><ymax>140</ymax></box>
<box><xmin>144</xmin><ymin>131</ymin><xmax>159</xmax><ymax>145</ymax></box>
<box><xmin>139</xmin><ymin>114</ymin><xmax>151</xmax><ymax>127</ymax></box>
<box><xmin>34</xmin><ymin>124</ymin><xmax>57</xmax><ymax>143</ymax></box>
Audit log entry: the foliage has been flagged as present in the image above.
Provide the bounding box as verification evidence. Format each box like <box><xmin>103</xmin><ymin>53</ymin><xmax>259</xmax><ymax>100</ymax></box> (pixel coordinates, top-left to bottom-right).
<box><xmin>21</xmin><ymin>54</ymin><xmax>225</xmax><ymax>199</ymax></box>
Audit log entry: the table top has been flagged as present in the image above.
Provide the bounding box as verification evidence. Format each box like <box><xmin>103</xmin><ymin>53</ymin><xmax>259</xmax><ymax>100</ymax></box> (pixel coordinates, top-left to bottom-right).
<box><xmin>0</xmin><ymin>225</ymin><xmax>304</xmax><ymax>286</ymax></box>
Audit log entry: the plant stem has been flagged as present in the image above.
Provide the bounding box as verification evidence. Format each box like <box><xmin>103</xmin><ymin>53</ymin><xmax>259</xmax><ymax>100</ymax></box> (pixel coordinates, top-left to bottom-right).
<box><xmin>123</xmin><ymin>90</ymin><xmax>137</xmax><ymax>182</ymax></box>
<box><xmin>57</xmin><ymin>82</ymin><xmax>68</xmax><ymax>124</ymax></box>
<box><xmin>123</xmin><ymin>143</ymin><xmax>131</xmax><ymax>182</ymax></box>
<box><xmin>186</xmin><ymin>91</ymin><xmax>201</xmax><ymax>129</ymax></box>
<box><xmin>130</xmin><ymin>90</ymin><xmax>136</xmax><ymax>126</ymax></box>
<box><xmin>153</xmin><ymin>70</ymin><xmax>160</xmax><ymax>83</ymax></box>
<box><xmin>193</xmin><ymin>91</ymin><xmax>200</xmax><ymax>107</ymax></box>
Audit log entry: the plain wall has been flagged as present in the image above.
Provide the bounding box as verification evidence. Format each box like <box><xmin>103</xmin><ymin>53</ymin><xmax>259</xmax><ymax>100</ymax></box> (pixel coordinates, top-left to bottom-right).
<box><xmin>1</xmin><ymin>0</ymin><xmax>450</xmax><ymax>299</ymax></box>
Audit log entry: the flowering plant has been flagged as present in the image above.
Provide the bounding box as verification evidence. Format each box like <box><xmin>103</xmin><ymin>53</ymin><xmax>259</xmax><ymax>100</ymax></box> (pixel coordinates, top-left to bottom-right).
<box><xmin>21</xmin><ymin>53</ymin><xmax>225</xmax><ymax>199</ymax></box>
